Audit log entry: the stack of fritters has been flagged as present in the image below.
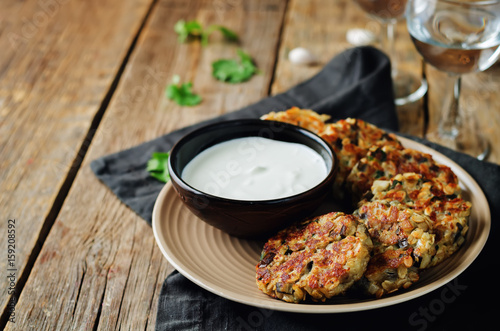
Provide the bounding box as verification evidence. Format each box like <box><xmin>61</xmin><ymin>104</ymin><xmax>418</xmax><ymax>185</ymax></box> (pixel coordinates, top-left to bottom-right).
<box><xmin>257</xmin><ymin>108</ymin><xmax>471</xmax><ymax>302</ymax></box>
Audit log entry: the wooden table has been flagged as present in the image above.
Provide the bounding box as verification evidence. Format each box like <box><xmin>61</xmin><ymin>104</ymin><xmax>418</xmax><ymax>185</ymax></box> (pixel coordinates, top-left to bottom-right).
<box><xmin>1</xmin><ymin>0</ymin><xmax>499</xmax><ymax>329</ymax></box>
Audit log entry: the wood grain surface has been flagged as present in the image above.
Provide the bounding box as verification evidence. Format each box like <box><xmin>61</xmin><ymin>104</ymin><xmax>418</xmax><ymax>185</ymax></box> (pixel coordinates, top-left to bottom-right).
<box><xmin>0</xmin><ymin>0</ymin><xmax>154</xmax><ymax>325</ymax></box>
<box><xmin>3</xmin><ymin>0</ymin><xmax>287</xmax><ymax>329</ymax></box>
<box><xmin>1</xmin><ymin>0</ymin><xmax>499</xmax><ymax>329</ymax></box>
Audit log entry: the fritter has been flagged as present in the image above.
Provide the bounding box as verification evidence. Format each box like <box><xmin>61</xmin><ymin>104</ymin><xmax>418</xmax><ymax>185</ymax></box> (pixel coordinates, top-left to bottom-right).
<box><xmin>319</xmin><ymin>118</ymin><xmax>402</xmax><ymax>196</ymax></box>
<box><xmin>358</xmin><ymin>247</ymin><xmax>420</xmax><ymax>298</ymax></box>
<box><xmin>356</xmin><ymin>200</ymin><xmax>436</xmax><ymax>267</ymax></box>
<box><xmin>260</xmin><ymin>107</ymin><xmax>330</xmax><ymax>134</ymax></box>
<box><xmin>354</xmin><ymin>200</ymin><xmax>435</xmax><ymax>297</ymax></box>
<box><xmin>256</xmin><ymin>212</ymin><xmax>373</xmax><ymax>303</ymax></box>
<box><xmin>346</xmin><ymin>145</ymin><xmax>459</xmax><ymax>202</ymax></box>
<box><xmin>366</xmin><ymin>173</ymin><xmax>470</xmax><ymax>267</ymax></box>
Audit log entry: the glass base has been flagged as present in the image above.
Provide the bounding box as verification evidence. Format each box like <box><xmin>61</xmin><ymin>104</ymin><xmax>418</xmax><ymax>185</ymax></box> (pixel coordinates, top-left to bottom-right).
<box><xmin>393</xmin><ymin>71</ymin><xmax>428</xmax><ymax>106</ymax></box>
<box><xmin>426</xmin><ymin>130</ymin><xmax>490</xmax><ymax>161</ymax></box>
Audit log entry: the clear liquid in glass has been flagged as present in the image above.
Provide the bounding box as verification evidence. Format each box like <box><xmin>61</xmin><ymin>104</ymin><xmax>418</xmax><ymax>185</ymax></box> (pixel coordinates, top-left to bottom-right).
<box><xmin>408</xmin><ymin>7</ymin><xmax>500</xmax><ymax>74</ymax></box>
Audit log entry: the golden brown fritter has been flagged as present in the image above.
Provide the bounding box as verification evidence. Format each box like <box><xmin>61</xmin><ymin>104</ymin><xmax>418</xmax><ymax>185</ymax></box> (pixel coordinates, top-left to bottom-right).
<box><xmin>256</xmin><ymin>212</ymin><xmax>373</xmax><ymax>303</ymax></box>
<box><xmin>260</xmin><ymin>107</ymin><xmax>330</xmax><ymax>134</ymax></box>
<box><xmin>359</xmin><ymin>247</ymin><xmax>420</xmax><ymax>298</ymax></box>
<box><xmin>346</xmin><ymin>145</ymin><xmax>459</xmax><ymax>202</ymax></box>
<box><xmin>356</xmin><ymin>200</ymin><xmax>436</xmax><ymax>267</ymax></box>
<box><xmin>366</xmin><ymin>173</ymin><xmax>470</xmax><ymax>267</ymax></box>
<box><xmin>319</xmin><ymin>118</ymin><xmax>402</xmax><ymax>197</ymax></box>
<box><xmin>353</xmin><ymin>200</ymin><xmax>436</xmax><ymax>297</ymax></box>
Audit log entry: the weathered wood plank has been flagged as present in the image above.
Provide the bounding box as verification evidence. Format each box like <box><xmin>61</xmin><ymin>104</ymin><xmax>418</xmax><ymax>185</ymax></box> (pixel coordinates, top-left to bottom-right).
<box><xmin>7</xmin><ymin>0</ymin><xmax>287</xmax><ymax>329</ymax></box>
<box><xmin>0</xmin><ymin>0</ymin><xmax>154</xmax><ymax>326</ymax></box>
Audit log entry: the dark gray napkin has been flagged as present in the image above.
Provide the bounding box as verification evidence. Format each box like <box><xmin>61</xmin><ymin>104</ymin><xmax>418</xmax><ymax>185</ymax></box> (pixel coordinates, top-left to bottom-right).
<box><xmin>90</xmin><ymin>46</ymin><xmax>499</xmax><ymax>330</ymax></box>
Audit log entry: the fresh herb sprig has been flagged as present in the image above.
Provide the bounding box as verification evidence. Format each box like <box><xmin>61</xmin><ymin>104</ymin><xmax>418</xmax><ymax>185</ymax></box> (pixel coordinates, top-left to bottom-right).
<box><xmin>146</xmin><ymin>152</ymin><xmax>170</xmax><ymax>183</ymax></box>
<box><xmin>212</xmin><ymin>49</ymin><xmax>257</xmax><ymax>83</ymax></box>
<box><xmin>174</xmin><ymin>19</ymin><xmax>238</xmax><ymax>45</ymax></box>
<box><xmin>166</xmin><ymin>75</ymin><xmax>202</xmax><ymax>106</ymax></box>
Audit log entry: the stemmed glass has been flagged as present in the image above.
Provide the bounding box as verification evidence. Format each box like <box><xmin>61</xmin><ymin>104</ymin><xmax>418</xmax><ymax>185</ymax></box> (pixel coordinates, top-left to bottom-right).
<box><xmin>354</xmin><ymin>0</ymin><xmax>428</xmax><ymax>106</ymax></box>
<box><xmin>407</xmin><ymin>0</ymin><xmax>500</xmax><ymax>160</ymax></box>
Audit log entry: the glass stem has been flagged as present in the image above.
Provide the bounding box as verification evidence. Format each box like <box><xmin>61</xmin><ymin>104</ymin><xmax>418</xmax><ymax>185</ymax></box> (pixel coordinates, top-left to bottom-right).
<box><xmin>439</xmin><ymin>75</ymin><xmax>462</xmax><ymax>138</ymax></box>
<box><xmin>385</xmin><ymin>20</ymin><xmax>398</xmax><ymax>78</ymax></box>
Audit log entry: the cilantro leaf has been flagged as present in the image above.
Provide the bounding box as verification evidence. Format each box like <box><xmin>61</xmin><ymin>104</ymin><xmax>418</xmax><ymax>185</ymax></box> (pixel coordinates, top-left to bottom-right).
<box><xmin>174</xmin><ymin>20</ymin><xmax>238</xmax><ymax>46</ymax></box>
<box><xmin>147</xmin><ymin>152</ymin><xmax>170</xmax><ymax>183</ymax></box>
<box><xmin>166</xmin><ymin>75</ymin><xmax>202</xmax><ymax>106</ymax></box>
<box><xmin>203</xmin><ymin>25</ymin><xmax>239</xmax><ymax>45</ymax></box>
<box><xmin>174</xmin><ymin>20</ymin><xmax>203</xmax><ymax>43</ymax></box>
<box><xmin>212</xmin><ymin>49</ymin><xmax>257</xmax><ymax>83</ymax></box>
<box><xmin>216</xmin><ymin>26</ymin><xmax>239</xmax><ymax>41</ymax></box>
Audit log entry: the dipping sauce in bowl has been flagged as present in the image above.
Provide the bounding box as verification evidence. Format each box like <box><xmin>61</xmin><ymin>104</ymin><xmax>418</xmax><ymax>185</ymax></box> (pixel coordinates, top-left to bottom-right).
<box><xmin>168</xmin><ymin>119</ymin><xmax>338</xmax><ymax>238</ymax></box>
<box><xmin>181</xmin><ymin>137</ymin><xmax>328</xmax><ymax>201</ymax></box>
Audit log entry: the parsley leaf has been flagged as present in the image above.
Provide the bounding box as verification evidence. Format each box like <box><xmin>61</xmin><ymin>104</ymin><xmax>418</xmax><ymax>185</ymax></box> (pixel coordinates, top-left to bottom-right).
<box><xmin>203</xmin><ymin>25</ymin><xmax>239</xmax><ymax>45</ymax></box>
<box><xmin>166</xmin><ymin>75</ymin><xmax>202</xmax><ymax>106</ymax></box>
<box><xmin>147</xmin><ymin>152</ymin><xmax>170</xmax><ymax>183</ymax></box>
<box><xmin>174</xmin><ymin>20</ymin><xmax>203</xmax><ymax>43</ymax></box>
<box><xmin>174</xmin><ymin>20</ymin><xmax>238</xmax><ymax>45</ymax></box>
<box><xmin>212</xmin><ymin>49</ymin><xmax>257</xmax><ymax>83</ymax></box>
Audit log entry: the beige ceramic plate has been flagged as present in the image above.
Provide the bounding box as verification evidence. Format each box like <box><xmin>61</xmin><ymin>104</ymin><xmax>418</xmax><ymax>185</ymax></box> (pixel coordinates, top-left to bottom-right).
<box><xmin>152</xmin><ymin>136</ymin><xmax>490</xmax><ymax>313</ymax></box>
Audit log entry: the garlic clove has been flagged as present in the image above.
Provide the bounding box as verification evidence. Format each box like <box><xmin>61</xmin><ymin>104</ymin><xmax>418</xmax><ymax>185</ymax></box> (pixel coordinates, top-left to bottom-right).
<box><xmin>346</xmin><ymin>28</ymin><xmax>378</xmax><ymax>46</ymax></box>
<box><xmin>288</xmin><ymin>47</ymin><xmax>317</xmax><ymax>65</ymax></box>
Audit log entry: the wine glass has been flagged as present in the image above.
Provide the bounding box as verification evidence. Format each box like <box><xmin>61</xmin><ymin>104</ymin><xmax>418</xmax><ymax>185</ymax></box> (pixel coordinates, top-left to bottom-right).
<box><xmin>407</xmin><ymin>0</ymin><xmax>500</xmax><ymax>160</ymax></box>
<box><xmin>354</xmin><ymin>0</ymin><xmax>428</xmax><ymax>106</ymax></box>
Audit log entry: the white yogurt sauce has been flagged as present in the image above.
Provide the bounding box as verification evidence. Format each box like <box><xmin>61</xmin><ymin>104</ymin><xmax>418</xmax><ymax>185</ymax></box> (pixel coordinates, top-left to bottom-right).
<box><xmin>181</xmin><ymin>137</ymin><xmax>328</xmax><ymax>200</ymax></box>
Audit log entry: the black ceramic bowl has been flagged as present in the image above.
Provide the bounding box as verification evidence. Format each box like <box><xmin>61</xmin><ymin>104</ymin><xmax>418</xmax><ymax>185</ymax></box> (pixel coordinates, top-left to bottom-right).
<box><xmin>168</xmin><ymin>119</ymin><xmax>338</xmax><ymax>238</ymax></box>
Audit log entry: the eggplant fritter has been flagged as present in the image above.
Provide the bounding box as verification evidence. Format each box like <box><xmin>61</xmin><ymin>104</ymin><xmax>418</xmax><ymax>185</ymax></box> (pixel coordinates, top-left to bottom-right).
<box><xmin>319</xmin><ymin>118</ymin><xmax>402</xmax><ymax>196</ymax></box>
<box><xmin>346</xmin><ymin>145</ymin><xmax>459</xmax><ymax>202</ymax></box>
<box><xmin>256</xmin><ymin>212</ymin><xmax>373</xmax><ymax>303</ymax></box>
<box><xmin>358</xmin><ymin>248</ymin><xmax>420</xmax><ymax>298</ymax></box>
<box><xmin>366</xmin><ymin>173</ymin><xmax>470</xmax><ymax>267</ymax></box>
<box><xmin>260</xmin><ymin>107</ymin><xmax>330</xmax><ymax>134</ymax></box>
<box><xmin>356</xmin><ymin>200</ymin><xmax>436</xmax><ymax>268</ymax></box>
<box><xmin>354</xmin><ymin>200</ymin><xmax>435</xmax><ymax>297</ymax></box>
